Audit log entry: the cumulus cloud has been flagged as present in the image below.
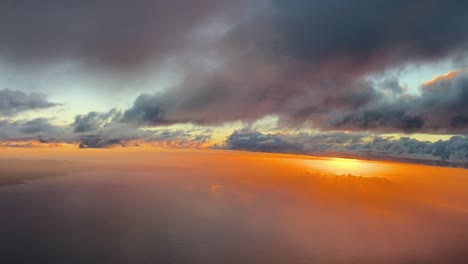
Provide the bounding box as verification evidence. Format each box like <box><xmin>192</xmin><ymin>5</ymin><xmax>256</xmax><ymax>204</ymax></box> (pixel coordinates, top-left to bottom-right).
<box><xmin>115</xmin><ymin>0</ymin><xmax>468</xmax><ymax>130</ymax></box>
<box><xmin>224</xmin><ymin>130</ymin><xmax>468</xmax><ymax>167</ymax></box>
<box><xmin>329</xmin><ymin>70</ymin><xmax>468</xmax><ymax>133</ymax></box>
<box><xmin>119</xmin><ymin>69</ymin><xmax>468</xmax><ymax>135</ymax></box>
<box><xmin>77</xmin><ymin>129</ymin><xmax>212</xmax><ymax>149</ymax></box>
<box><xmin>0</xmin><ymin>118</ymin><xmax>65</xmax><ymax>139</ymax></box>
<box><xmin>0</xmin><ymin>110</ymin><xmax>213</xmax><ymax>149</ymax></box>
<box><xmin>121</xmin><ymin>66</ymin><xmax>468</xmax><ymax>134</ymax></box>
<box><xmin>0</xmin><ymin>89</ymin><xmax>58</xmax><ymax>116</ymax></box>
<box><xmin>72</xmin><ymin>109</ymin><xmax>120</xmax><ymax>133</ymax></box>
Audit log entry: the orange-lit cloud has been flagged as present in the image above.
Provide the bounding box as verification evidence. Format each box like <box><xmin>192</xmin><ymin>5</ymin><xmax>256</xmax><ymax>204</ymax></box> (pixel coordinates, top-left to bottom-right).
<box><xmin>422</xmin><ymin>69</ymin><xmax>467</xmax><ymax>86</ymax></box>
<box><xmin>0</xmin><ymin>140</ymin><xmax>66</xmax><ymax>149</ymax></box>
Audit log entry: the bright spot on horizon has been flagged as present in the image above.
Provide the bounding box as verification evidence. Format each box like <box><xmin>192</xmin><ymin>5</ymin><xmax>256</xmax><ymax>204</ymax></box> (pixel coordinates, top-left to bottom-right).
<box><xmin>328</xmin><ymin>157</ymin><xmax>364</xmax><ymax>175</ymax></box>
<box><xmin>294</xmin><ymin>156</ymin><xmax>389</xmax><ymax>177</ymax></box>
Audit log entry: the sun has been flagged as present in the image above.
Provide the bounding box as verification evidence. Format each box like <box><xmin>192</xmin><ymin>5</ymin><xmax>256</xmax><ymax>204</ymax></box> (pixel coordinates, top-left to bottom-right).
<box><xmin>329</xmin><ymin>157</ymin><xmax>362</xmax><ymax>173</ymax></box>
<box><xmin>295</xmin><ymin>156</ymin><xmax>383</xmax><ymax>177</ymax></box>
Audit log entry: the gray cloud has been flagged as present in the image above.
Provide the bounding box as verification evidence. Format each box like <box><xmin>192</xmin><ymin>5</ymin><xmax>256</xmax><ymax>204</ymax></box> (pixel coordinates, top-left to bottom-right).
<box><xmin>122</xmin><ymin>94</ymin><xmax>170</xmax><ymax>125</ymax></box>
<box><xmin>0</xmin><ymin>0</ymin><xmax>246</xmax><ymax>70</ymax></box>
<box><xmin>72</xmin><ymin>109</ymin><xmax>120</xmax><ymax>133</ymax></box>
<box><xmin>271</xmin><ymin>0</ymin><xmax>468</xmax><ymax>72</ymax></box>
<box><xmin>0</xmin><ymin>109</ymin><xmax>213</xmax><ymax>148</ymax></box>
<box><xmin>0</xmin><ymin>89</ymin><xmax>58</xmax><ymax>116</ymax></box>
<box><xmin>3</xmin><ymin>0</ymin><xmax>468</xmax><ymax>71</ymax></box>
<box><xmin>78</xmin><ymin>135</ymin><xmax>123</xmax><ymax>149</ymax></box>
<box><xmin>225</xmin><ymin>130</ymin><xmax>304</xmax><ymax>153</ymax></box>
<box><xmin>224</xmin><ymin>130</ymin><xmax>468</xmax><ymax>167</ymax></box>
<box><xmin>121</xmin><ymin>67</ymin><xmax>384</xmax><ymax>126</ymax></box>
<box><xmin>78</xmin><ymin>129</ymin><xmax>212</xmax><ymax>149</ymax></box>
<box><xmin>329</xmin><ymin>70</ymin><xmax>468</xmax><ymax>133</ymax></box>
<box><xmin>120</xmin><ymin>69</ymin><xmax>468</xmax><ymax>134</ymax></box>
<box><xmin>0</xmin><ymin>118</ymin><xmax>66</xmax><ymax>140</ymax></box>
<box><xmin>116</xmin><ymin>0</ymin><xmax>468</xmax><ymax>130</ymax></box>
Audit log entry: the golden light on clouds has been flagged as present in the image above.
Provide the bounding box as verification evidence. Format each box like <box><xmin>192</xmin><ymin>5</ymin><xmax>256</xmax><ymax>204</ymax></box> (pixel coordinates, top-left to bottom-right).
<box><xmin>292</xmin><ymin>156</ymin><xmax>389</xmax><ymax>177</ymax></box>
<box><xmin>421</xmin><ymin>69</ymin><xmax>467</xmax><ymax>86</ymax></box>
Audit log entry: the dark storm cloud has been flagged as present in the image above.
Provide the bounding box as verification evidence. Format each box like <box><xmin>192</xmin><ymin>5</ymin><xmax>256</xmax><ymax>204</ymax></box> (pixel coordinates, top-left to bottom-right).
<box><xmin>117</xmin><ymin>0</ymin><xmax>468</xmax><ymax>129</ymax></box>
<box><xmin>121</xmin><ymin>69</ymin><xmax>384</xmax><ymax>126</ymax></box>
<box><xmin>224</xmin><ymin>130</ymin><xmax>468</xmax><ymax>167</ymax></box>
<box><xmin>272</xmin><ymin>0</ymin><xmax>468</xmax><ymax>72</ymax></box>
<box><xmin>328</xmin><ymin>102</ymin><xmax>425</xmax><ymax>133</ymax></box>
<box><xmin>0</xmin><ymin>0</ymin><xmax>244</xmax><ymax>69</ymax></box>
<box><xmin>329</xmin><ymin>70</ymin><xmax>468</xmax><ymax>133</ymax></box>
<box><xmin>0</xmin><ymin>89</ymin><xmax>58</xmax><ymax>116</ymax></box>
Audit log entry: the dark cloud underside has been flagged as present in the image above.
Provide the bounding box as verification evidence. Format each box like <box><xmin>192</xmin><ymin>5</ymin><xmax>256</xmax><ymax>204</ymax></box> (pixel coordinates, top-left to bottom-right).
<box><xmin>0</xmin><ymin>89</ymin><xmax>58</xmax><ymax>116</ymax></box>
<box><xmin>0</xmin><ymin>0</ymin><xmax>242</xmax><ymax>69</ymax></box>
<box><xmin>272</xmin><ymin>0</ymin><xmax>468</xmax><ymax>70</ymax></box>
<box><xmin>225</xmin><ymin>130</ymin><xmax>468</xmax><ymax>167</ymax></box>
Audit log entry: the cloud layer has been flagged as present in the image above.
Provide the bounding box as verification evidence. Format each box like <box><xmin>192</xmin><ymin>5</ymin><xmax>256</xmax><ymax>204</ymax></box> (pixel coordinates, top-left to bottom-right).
<box><xmin>0</xmin><ymin>0</ymin><xmax>243</xmax><ymax>69</ymax></box>
<box><xmin>0</xmin><ymin>89</ymin><xmax>58</xmax><ymax>116</ymax></box>
<box><xmin>225</xmin><ymin>130</ymin><xmax>468</xmax><ymax>167</ymax></box>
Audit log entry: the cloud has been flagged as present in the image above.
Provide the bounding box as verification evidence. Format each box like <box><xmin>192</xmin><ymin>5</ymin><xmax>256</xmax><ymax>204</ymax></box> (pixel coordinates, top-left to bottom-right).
<box><xmin>122</xmin><ymin>94</ymin><xmax>170</xmax><ymax>125</ymax></box>
<box><xmin>120</xmin><ymin>69</ymin><xmax>468</xmax><ymax>134</ymax></box>
<box><xmin>0</xmin><ymin>109</ymin><xmax>214</xmax><ymax>149</ymax></box>
<box><xmin>115</xmin><ymin>0</ymin><xmax>468</xmax><ymax>130</ymax></box>
<box><xmin>0</xmin><ymin>118</ymin><xmax>66</xmax><ymax>139</ymax></box>
<box><xmin>78</xmin><ymin>128</ymin><xmax>212</xmax><ymax>149</ymax></box>
<box><xmin>223</xmin><ymin>130</ymin><xmax>468</xmax><ymax>167</ymax></box>
<box><xmin>78</xmin><ymin>135</ymin><xmax>123</xmax><ymax>149</ymax></box>
<box><xmin>271</xmin><ymin>0</ymin><xmax>468</xmax><ymax>71</ymax></box>
<box><xmin>148</xmin><ymin>130</ymin><xmax>212</xmax><ymax>149</ymax></box>
<box><xmin>3</xmin><ymin>1</ymin><xmax>468</xmax><ymax>134</ymax></box>
<box><xmin>225</xmin><ymin>130</ymin><xmax>304</xmax><ymax>153</ymax></box>
<box><xmin>0</xmin><ymin>89</ymin><xmax>58</xmax><ymax>116</ymax></box>
<box><xmin>0</xmin><ymin>0</ymin><xmax>246</xmax><ymax>70</ymax></box>
<box><xmin>72</xmin><ymin>109</ymin><xmax>120</xmax><ymax>133</ymax></box>
<box><xmin>329</xmin><ymin>70</ymin><xmax>468</xmax><ymax>133</ymax></box>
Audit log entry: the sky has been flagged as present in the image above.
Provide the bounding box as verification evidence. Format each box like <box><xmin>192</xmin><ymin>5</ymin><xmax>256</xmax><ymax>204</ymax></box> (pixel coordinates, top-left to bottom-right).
<box><xmin>1</xmin><ymin>0</ymin><xmax>468</xmax><ymax>166</ymax></box>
